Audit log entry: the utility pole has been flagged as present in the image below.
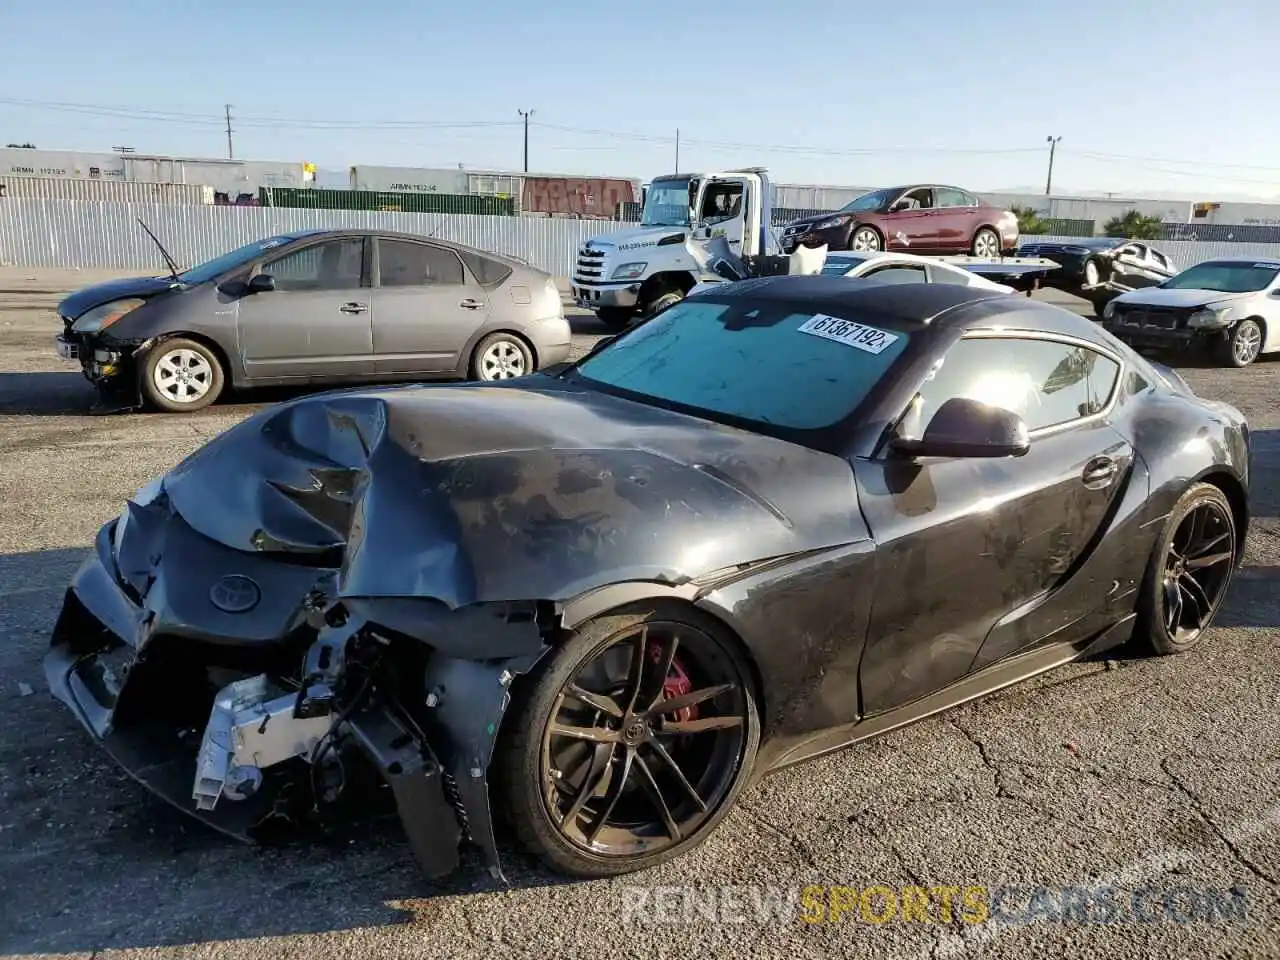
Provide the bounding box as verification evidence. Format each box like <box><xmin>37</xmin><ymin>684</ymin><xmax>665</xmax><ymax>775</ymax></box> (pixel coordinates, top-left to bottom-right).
<box><xmin>518</xmin><ymin>109</ymin><xmax>534</xmax><ymax>172</ymax></box>
<box><xmin>675</xmin><ymin>128</ymin><xmax>680</xmax><ymax>173</ymax></box>
<box><xmin>1045</xmin><ymin>135</ymin><xmax>1061</xmax><ymax>196</ymax></box>
<box><xmin>225</xmin><ymin>104</ymin><xmax>234</xmax><ymax>160</ymax></box>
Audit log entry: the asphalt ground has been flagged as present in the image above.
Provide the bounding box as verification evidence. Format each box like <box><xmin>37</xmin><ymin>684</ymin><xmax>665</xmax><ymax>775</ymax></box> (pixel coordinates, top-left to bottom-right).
<box><xmin>0</xmin><ymin>267</ymin><xmax>1277</xmax><ymax>960</ymax></box>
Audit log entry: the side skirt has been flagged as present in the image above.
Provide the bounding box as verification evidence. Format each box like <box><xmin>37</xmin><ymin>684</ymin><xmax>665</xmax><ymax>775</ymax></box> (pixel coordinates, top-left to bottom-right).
<box><xmin>760</xmin><ymin>613</ymin><xmax>1136</xmax><ymax>775</ymax></box>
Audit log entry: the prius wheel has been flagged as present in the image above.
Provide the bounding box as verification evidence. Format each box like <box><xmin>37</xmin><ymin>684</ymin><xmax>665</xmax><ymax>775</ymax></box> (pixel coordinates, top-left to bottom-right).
<box><xmin>1138</xmin><ymin>482</ymin><xmax>1238</xmax><ymax>655</ymax></box>
<box><xmin>471</xmin><ymin>332</ymin><xmax>533</xmax><ymax>381</ymax></box>
<box><xmin>141</xmin><ymin>338</ymin><xmax>224</xmax><ymax>413</ymax></box>
<box><xmin>497</xmin><ymin>607</ymin><xmax>759</xmax><ymax>877</ymax></box>
<box><xmin>849</xmin><ymin>226</ymin><xmax>882</xmax><ymax>252</ymax></box>
<box><xmin>971</xmin><ymin>227</ymin><xmax>1001</xmax><ymax>258</ymax></box>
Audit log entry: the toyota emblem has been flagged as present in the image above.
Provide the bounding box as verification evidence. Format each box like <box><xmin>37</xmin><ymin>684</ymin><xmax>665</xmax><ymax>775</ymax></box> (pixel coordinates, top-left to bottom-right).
<box><xmin>209</xmin><ymin>574</ymin><xmax>261</xmax><ymax>613</ymax></box>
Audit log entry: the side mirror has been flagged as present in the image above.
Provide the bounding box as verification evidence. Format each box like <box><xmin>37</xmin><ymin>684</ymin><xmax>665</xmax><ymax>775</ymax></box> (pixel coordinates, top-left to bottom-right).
<box><xmin>889</xmin><ymin>397</ymin><xmax>1030</xmax><ymax>459</ymax></box>
<box><xmin>248</xmin><ymin>273</ymin><xmax>276</xmax><ymax>293</ymax></box>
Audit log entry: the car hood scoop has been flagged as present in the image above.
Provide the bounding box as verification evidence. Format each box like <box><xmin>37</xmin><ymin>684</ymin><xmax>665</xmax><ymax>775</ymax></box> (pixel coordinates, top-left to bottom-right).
<box><xmin>162</xmin><ymin>380</ymin><xmax>867</xmax><ymax>607</ymax></box>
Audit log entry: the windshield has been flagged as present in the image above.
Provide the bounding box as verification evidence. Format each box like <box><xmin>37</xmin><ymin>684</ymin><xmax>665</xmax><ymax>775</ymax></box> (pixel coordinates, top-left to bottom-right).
<box><xmin>641</xmin><ymin>178</ymin><xmax>693</xmax><ymax>227</ymax></box>
<box><xmin>1161</xmin><ymin>260</ymin><xmax>1280</xmax><ymax>294</ymax></box>
<box><xmin>574</xmin><ymin>297</ymin><xmax>910</xmax><ymax>432</ymax></box>
<box><xmin>177</xmin><ymin>235</ymin><xmax>298</xmax><ymax>284</ymax></box>
<box><xmin>838</xmin><ymin>188</ymin><xmax>897</xmax><ymax>214</ymax></box>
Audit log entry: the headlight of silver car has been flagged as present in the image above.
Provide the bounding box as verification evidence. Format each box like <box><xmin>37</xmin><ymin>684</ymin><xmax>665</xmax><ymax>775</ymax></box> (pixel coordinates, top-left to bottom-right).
<box><xmin>611</xmin><ymin>262</ymin><xmax>648</xmax><ymax>280</ymax></box>
<box><xmin>72</xmin><ymin>297</ymin><xmax>146</xmax><ymax>334</ymax></box>
<box><xmin>1188</xmin><ymin>307</ymin><xmax>1232</xmax><ymax>328</ymax></box>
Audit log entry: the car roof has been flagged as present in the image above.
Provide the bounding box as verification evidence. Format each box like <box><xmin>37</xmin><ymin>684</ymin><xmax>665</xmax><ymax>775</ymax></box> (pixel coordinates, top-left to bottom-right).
<box><xmin>279</xmin><ymin>228</ymin><xmax>536</xmax><ymax>270</ymax></box>
<box><xmin>696</xmin><ymin>274</ymin><xmax>1005</xmax><ymax>329</ymax></box>
<box><xmin>1193</xmin><ymin>256</ymin><xmax>1280</xmax><ymax>266</ymax></box>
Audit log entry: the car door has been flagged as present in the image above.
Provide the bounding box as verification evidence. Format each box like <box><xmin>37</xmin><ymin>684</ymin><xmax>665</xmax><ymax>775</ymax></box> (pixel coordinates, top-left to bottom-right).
<box><xmin>881</xmin><ymin>187</ymin><xmax>938</xmax><ymax>252</ymax></box>
<box><xmin>237</xmin><ymin>236</ymin><xmax>373</xmax><ymax>380</ymax></box>
<box><xmin>369</xmin><ymin>238</ymin><xmax>486</xmax><ymax>374</ymax></box>
<box><xmin>932</xmin><ymin>187</ymin><xmax>978</xmax><ymax>253</ymax></box>
<box><xmin>852</xmin><ymin>332</ymin><xmax>1132</xmax><ymax>715</ymax></box>
<box><xmin>697</xmin><ymin>177</ymin><xmax>749</xmax><ymax>253</ymax></box>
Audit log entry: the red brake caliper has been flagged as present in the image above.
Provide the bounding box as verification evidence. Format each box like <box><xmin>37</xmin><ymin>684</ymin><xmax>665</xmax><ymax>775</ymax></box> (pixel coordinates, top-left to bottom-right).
<box><xmin>650</xmin><ymin>644</ymin><xmax>696</xmax><ymax>722</ymax></box>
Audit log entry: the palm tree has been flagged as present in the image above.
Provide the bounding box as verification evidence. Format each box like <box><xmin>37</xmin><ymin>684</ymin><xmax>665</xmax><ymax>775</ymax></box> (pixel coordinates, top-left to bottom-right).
<box><xmin>1103</xmin><ymin>209</ymin><xmax>1164</xmax><ymax>240</ymax></box>
<box><xmin>1011</xmin><ymin>204</ymin><xmax>1048</xmax><ymax>235</ymax></box>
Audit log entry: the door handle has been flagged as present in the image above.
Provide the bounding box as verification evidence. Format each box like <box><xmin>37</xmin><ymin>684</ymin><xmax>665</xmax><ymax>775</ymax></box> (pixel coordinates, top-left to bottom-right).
<box><xmin>339</xmin><ymin>302</ymin><xmax>368</xmax><ymax>314</ymax></box>
<box><xmin>1081</xmin><ymin>456</ymin><xmax>1118</xmax><ymax>489</ymax></box>
<box><xmin>459</xmin><ymin>299</ymin><xmax>483</xmax><ymax>310</ymax></box>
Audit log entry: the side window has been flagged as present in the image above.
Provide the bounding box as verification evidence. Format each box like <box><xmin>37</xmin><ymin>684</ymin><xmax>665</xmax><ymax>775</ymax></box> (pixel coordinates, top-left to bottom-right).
<box><xmin>700</xmin><ymin>181</ymin><xmax>745</xmax><ymax>224</ymax></box>
<box><xmin>935</xmin><ymin>188</ymin><xmax>969</xmax><ymax>208</ymax></box>
<box><xmin>458</xmin><ymin>250</ymin><xmax>514</xmax><ymax>286</ymax></box>
<box><xmin>265</xmin><ymin>239</ymin><xmax>364</xmax><ymax>291</ymax></box>
<box><xmin>927</xmin><ymin>265</ymin><xmax>976</xmax><ymax>286</ymax></box>
<box><xmin>903</xmin><ymin>336</ymin><xmax>1121</xmax><ymax>437</ymax></box>
<box><xmin>863</xmin><ymin>265</ymin><xmax>928</xmax><ymax>285</ymax></box>
<box><xmin>895</xmin><ymin>187</ymin><xmax>933</xmax><ymax>210</ymax></box>
<box><xmin>1151</xmin><ymin>250</ymin><xmax>1170</xmax><ymax>270</ymax></box>
<box><xmin>378</xmin><ymin>240</ymin><xmax>465</xmax><ymax>287</ymax></box>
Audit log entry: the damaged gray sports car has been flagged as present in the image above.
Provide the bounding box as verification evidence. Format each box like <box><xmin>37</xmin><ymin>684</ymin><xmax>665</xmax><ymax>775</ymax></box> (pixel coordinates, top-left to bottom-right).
<box><xmin>45</xmin><ymin>277</ymin><xmax>1250</xmax><ymax>881</ymax></box>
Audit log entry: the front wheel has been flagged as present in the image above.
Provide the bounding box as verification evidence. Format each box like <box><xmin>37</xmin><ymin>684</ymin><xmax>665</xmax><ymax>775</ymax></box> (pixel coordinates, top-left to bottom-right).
<box><xmin>643</xmin><ymin>289</ymin><xmax>684</xmax><ymax>318</ymax></box>
<box><xmin>1083</xmin><ymin>258</ymin><xmax>1101</xmax><ymax>287</ymax></box>
<box><xmin>1136</xmin><ymin>482</ymin><xmax>1238</xmax><ymax>656</ymax></box>
<box><xmin>140</xmin><ymin>337</ymin><xmax>224</xmax><ymax>413</ymax></box>
<box><xmin>496</xmin><ymin>606</ymin><xmax>760</xmax><ymax>877</ymax></box>
<box><xmin>849</xmin><ymin>225</ymin><xmax>882</xmax><ymax>252</ymax></box>
<box><xmin>1216</xmin><ymin>318</ymin><xmax>1263</xmax><ymax>367</ymax></box>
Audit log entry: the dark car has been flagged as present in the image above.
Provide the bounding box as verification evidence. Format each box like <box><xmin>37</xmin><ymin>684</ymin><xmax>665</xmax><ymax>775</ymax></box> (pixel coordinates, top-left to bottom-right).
<box><xmin>45</xmin><ymin>278</ymin><xmax>1249</xmax><ymax>882</ymax></box>
<box><xmin>1017</xmin><ymin>237</ymin><xmax>1179</xmax><ymax>316</ymax></box>
<box><xmin>781</xmin><ymin>185</ymin><xmax>1019</xmax><ymax>257</ymax></box>
<box><xmin>54</xmin><ymin>228</ymin><xmax>571</xmax><ymax>412</ymax></box>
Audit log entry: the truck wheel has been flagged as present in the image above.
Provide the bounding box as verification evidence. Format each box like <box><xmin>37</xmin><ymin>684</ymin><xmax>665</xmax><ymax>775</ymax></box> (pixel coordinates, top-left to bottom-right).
<box><xmin>970</xmin><ymin>227</ymin><xmax>1001</xmax><ymax>258</ymax></box>
<box><xmin>595</xmin><ymin>308</ymin><xmax>635</xmax><ymax>331</ymax></box>
<box><xmin>849</xmin><ymin>226</ymin><xmax>882</xmax><ymax>252</ymax></box>
<box><xmin>141</xmin><ymin>338</ymin><xmax>224</xmax><ymax>413</ymax></box>
<box><xmin>644</xmin><ymin>290</ymin><xmax>685</xmax><ymax>318</ymax></box>
<box><xmin>1216</xmin><ymin>318</ymin><xmax>1263</xmax><ymax>368</ymax></box>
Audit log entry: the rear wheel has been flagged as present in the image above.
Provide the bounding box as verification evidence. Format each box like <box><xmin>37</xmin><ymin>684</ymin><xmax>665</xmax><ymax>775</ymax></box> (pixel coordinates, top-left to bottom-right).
<box><xmin>1136</xmin><ymin>482</ymin><xmax>1238</xmax><ymax>656</ymax></box>
<box><xmin>971</xmin><ymin>227</ymin><xmax>1001</xmax><ymax>258</ymax></box>
<box><xmin>497</xmin><ymin>607</ymin><xmax>760</xmax><ymax>877</ymax></box>
<box><xmin>140</xmin><ymin>338</ymin><xmax>224</xmax><ymax>413</ymax></box>
<box><xmin>470</xmin><ymin>332</ymin><xmax>534</xmax><ymax>381</ymax></box>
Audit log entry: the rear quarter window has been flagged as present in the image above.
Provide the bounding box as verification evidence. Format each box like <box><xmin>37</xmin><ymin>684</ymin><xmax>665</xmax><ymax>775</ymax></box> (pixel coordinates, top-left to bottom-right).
<box><xmin>459</xmin><ymin>250</ymin><xmax>515</xmax><ymax>286</ymax></box>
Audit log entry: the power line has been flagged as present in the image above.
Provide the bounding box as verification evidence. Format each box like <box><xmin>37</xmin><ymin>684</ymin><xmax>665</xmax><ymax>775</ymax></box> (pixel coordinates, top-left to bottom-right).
<box><xmin>1063</xmin><ymin>150</ymin><xmax>1280</xmax><ymax>188</ymax></box>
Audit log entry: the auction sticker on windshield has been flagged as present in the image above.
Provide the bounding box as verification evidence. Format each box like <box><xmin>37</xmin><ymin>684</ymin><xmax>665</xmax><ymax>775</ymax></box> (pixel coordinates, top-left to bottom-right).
<box><xmin>798</xmin><ymin>314</ymin><xmax>900</xmax><ymax>355</ymax></box>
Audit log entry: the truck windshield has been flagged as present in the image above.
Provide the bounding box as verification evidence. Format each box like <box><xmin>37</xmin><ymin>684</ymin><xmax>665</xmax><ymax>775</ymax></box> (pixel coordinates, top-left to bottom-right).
<box><xmin>1160</xmin><ymin>260</ymin><xmax>1280</xmax><ymax>294</ymax></box>
<box><xmin>641</xmin><ymin>179</ymin><xmax>694</xmax><ymax>227</ymax></box>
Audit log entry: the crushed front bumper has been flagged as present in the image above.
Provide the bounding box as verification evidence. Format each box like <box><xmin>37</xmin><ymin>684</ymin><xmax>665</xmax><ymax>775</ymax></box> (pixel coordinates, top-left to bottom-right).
<box><xmin>44</xmin><ymin>510</ymin><xmax>546</xmax><ymax>882</ymax></box>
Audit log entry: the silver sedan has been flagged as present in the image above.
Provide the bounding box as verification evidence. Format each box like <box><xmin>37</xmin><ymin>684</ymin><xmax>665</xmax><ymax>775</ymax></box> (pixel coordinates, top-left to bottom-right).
<box><xmin>54</xmin><ymin>229</ymin><xmax>573</xmax><ymax>412</ymax></box>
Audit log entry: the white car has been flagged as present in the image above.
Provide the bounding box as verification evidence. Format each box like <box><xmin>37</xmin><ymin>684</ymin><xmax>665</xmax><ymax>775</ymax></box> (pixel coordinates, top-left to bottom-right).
<box><xmin>689</xmin><ymin>250</ymin><xmax>1016</xmax><ymax>298</ymax></box>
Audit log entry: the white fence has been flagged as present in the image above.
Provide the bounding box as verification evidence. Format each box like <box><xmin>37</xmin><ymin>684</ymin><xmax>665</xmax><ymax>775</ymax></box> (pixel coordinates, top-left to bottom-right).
<box><xmin>5</xmin><ymin>198</ymin><xmax>1280</xmax><ymax>279</ymax></box>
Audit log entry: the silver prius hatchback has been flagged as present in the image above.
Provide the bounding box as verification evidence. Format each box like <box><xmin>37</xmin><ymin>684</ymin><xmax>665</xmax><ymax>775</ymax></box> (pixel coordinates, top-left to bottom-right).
<box><xmin>54</xmin><ymin>229</ymin><xmax>573</xmax><ymax>412</ymax></box>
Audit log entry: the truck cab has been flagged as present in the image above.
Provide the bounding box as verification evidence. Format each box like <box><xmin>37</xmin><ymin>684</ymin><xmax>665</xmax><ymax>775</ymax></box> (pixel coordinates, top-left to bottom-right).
<box><xmin>571</xmin><ymin>167</ymin><xmax>776</xmax><ymax>329</ymax></box>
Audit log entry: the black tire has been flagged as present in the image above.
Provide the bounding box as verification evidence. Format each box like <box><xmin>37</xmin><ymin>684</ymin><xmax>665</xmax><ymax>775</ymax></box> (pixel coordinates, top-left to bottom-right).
<box><xmin>1135</xmin><ymin>481</ymin><xmax>1239</xmax><ymax>656</ymax></box>
<box><xmin>644</xmin><ymin>289</ymin><xmax>684</xmax><ymax>318</ymax></box>
<box><xmin>848</xmin><ymin>225</ymin><xmax>882</xmax><ymax>253</ymax></box>
<box><xmin>970</xmin><ymin>227</ymin><xmax>1001</xmax><ymax>258</ymax></box>
<box><xmin>140</xmin><ymin>337</ymin><xmax>224</xmax><ymax>413</ymax></box>
<box><xmin>1215</xmin><ymin>318</ymin><xmax>1263</xmax><ymax>368</ymax></box>
<box><xmin>496</xmin><ymin>605</ymin><xmax>760</xmax><ymax>878</ymax></box>
<box><xmin>595</xmin><ymin>307</ymin><xmax>635</xmax><ymax>332</ymax></box>
<box><xmin>470</xmin><ymin>332</ymin><xmax>535</xmax><ymax>381</ymax></box>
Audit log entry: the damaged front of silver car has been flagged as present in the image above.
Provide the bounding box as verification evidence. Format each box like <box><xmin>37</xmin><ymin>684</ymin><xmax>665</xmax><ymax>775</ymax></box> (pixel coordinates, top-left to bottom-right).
<box><xmin>42</xmin><ymin>392</ymin><xmax>570</xmax><ymax>882</ymax></box>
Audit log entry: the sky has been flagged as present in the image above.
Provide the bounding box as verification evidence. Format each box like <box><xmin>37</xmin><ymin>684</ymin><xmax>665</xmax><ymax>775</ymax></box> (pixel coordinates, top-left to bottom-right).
<box><xmin>1</xmin><ymin>0</ymin><xmax>1278</xmax><ymax>199</ymax></box>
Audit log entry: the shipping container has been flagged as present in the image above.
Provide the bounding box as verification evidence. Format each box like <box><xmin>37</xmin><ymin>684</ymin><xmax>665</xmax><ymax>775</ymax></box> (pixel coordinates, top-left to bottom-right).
<box><xmin>520</xmin><ymin>176</ymin><xmax>638</xmax><ymax>218</ymax></box>
<box><xmin>0</xmin><ymin>175</ymin><xmax>213</xmax><ymax>204</ymax></box>
<box><xmin>348</xmin><ymin>166</ymin><xmax>471</xmax><ymax>194</ymax></box>
<box><xmin>259</xmin><ymin>186</ymin><xmax>515</xmax><ymax>216</ymax></box>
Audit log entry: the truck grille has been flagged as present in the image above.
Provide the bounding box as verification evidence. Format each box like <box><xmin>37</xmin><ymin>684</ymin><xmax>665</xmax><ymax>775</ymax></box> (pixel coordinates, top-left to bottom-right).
<box><xmin>574</xmin><ymin>245</ymin><xmax>605</xmax><ymax>281</ymax></box>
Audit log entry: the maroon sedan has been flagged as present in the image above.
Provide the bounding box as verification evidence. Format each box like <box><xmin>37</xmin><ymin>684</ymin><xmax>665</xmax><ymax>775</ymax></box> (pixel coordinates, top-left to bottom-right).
<box><xmin>781</xmin><ymin>185</ymin><xmax>1019</xmax><ymax>257</ymax></box>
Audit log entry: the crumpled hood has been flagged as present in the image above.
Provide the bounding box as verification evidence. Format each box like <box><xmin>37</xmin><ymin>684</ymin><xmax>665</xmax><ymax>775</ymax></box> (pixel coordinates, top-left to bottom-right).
<box><xmin>162</xmin><ymin>379</ymin><xmax>866</xmax><ymax>608</ymax></box>
<box><xmin>1115</xmin><ymin>286</ymin><xmax>1254</xmax><ymax>310</ymax></box>
<box><xmin>56</xmin><ymin>274</ymin><xmax>180</xmax><ymax>320</ymax></box>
